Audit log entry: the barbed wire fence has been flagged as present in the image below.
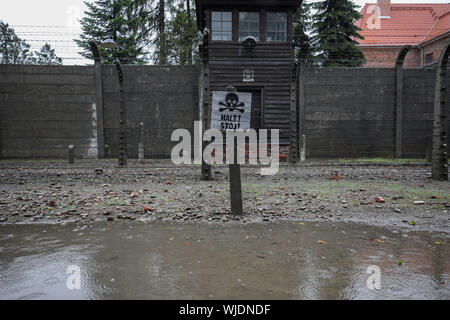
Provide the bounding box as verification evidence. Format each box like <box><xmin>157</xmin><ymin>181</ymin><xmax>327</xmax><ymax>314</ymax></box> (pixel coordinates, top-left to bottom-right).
<box><xmin>2</xmin><ymin>24</ymin><xmax>449</xmax><ymax>66</ymax></box>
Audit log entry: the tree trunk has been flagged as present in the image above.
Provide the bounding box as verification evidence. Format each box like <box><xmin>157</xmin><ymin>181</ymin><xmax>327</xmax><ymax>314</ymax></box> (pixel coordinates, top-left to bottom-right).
<box><xmin>158</xmin><ymin>0</ymin><xmax>167</xmax><ymax>64</ymax></box>
<box><xmin>186</xmin><ymin>0</ymin><xmax>192</xmax><ymax>64</ymax></box>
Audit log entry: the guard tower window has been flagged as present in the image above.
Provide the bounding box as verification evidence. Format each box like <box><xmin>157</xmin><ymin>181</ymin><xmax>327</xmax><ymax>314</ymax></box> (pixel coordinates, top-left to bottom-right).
<box><xmin>266</xmin><ymin>12</ymin><xmax>287</xmax><ymax>42</ymax></box>
<box><xmin>425</xmin><ymin>53</ymin><xmax>433</xmax><ymax>65</ymax></box>
<box><xmin>211</xmin><ymin>11</ymin><xmax>232</xmax><ymax>41</ymax></box>
<box><xmin>239</xmin><ymin>12</ymin><xmax>260</xmax><ymax>41</ymax></box>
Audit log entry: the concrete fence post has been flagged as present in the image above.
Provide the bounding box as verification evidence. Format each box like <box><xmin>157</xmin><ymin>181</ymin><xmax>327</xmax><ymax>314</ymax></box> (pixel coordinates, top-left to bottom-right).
<box><xmin>431</xmin><ymin>41</ymin><xmax>450</xmax><ymax>181</ymax></box>
<box><xmin>395</xmin><ymin>45</ymin><xmax>411</xmax><ymax>158</ymax></box>
<box><xmin>68</xmin><ymin>145</ymin><xmax>75</xmax><ymax>164</ymax></box>
<box><xmin>298</xmin><ymin>60</ymin><xmax>306</xmax><ymax>162</ymax></box>
<box><xmin>89</xmin><ymin>41</ymin><xmax>105</xmax><ymax>159</ymax></box>
<box><xmin>115</xmin><ymin>60</ymin><xmax>127</xmax><ymax>168</ymax></box>
<box><xmin>138</xmin><ymin>122</ymin><xmax>145</xmax><ymax>163</ymax></box>
<box><xmin>199</xmin><ymin>29</ymin><xmax>212</xmax><ymax>181</ymax></box>
<box><xmin>301</xmin><ymin>135</ymin><xmax>306</xmax><ymax>162</ymax></box>
<box><xmin>289</xmin><ymin>61</ymin><xmax>298</xmax><ymax>164</ymax></box>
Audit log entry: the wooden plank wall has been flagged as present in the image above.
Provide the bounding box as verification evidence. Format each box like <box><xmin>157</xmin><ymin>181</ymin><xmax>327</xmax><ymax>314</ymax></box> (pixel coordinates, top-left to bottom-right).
<box><xmin>208</xmin><ymin>42</ymin><xmax>295</xmax><ymax>145</ymax></box>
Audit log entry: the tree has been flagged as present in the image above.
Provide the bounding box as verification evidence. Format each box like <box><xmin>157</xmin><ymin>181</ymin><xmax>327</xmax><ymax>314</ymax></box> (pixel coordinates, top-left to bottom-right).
<box><xmin>0</xmin><ymin>22</ymin><xmax>62</xmax><ymax>65</ymax></box>
<box><xmin>293</xmin><ymin>1</ymin><xmax>314</xmax><ymax>64</ymax></box>
<box><xmin>166</xmin><ymin>0</ymin><xmax>199</xmax><ymax>65</ymax></box>
<box><xmin>35</xmin><ymin>43</ymin><xmax>63</xmax><ymax>65</ymax></box>
<box><xmin>311</xmin><ymin>0</ymin><xmax>365</xmax><ymax>67</ymax></box>
<box><xmin>76</xmin><ymin>0</ymin><xmax>155</xmax><ymax>64</ymax></box>
<box><xmin>0</xmin><ymin>22</ymin><xmax>34</xmax><ymax>64</ymax></box>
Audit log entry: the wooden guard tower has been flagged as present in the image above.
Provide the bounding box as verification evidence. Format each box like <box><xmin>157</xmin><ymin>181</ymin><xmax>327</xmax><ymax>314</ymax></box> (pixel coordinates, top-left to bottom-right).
<box><xmin>196</xmin><ymin>0</ymin><xmax>302</xmax><ymax>163</ymax></box>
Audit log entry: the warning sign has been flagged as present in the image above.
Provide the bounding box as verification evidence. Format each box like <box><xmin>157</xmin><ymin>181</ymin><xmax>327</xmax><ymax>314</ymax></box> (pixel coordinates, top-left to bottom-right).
<box><xmin>211</xmin><ymin>91</ymin><xmax>252</xmax><ymax>131</ymax></box>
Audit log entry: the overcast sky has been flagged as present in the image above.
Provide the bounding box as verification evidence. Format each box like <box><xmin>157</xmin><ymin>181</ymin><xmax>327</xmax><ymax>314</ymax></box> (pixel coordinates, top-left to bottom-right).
<box><xmin>0</xmin><ymin>0</ymin><xmax>448</xmax><ymax>65</ymax></box>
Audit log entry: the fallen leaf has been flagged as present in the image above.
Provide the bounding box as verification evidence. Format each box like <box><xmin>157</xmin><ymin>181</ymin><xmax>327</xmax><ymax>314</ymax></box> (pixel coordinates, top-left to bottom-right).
<box><xmin>411</xmin><ymin>220</ymin><xmax>417</xmax><ymax>226</ymax></box>
<box><xmin>256</xmin><ymin>254</ymin><xmax>265</xmax><ymax>258</ymax></box>
<box><xmin>329</xmin><ymin>173</ymin><xmax>343</xmax><ymax>180</ymax></box>
<box><xmin>185</xmin><ymin>242</ymin><xmax>191</xmax><ymax>246</ymax></box>
<box><xmin>434</xmin><ymin>241</ymin><xmax>441</xmax><ymax>245</ymax></box>
<box><xmin>298</xmin><ymin>222</ymin><xmax>305</xmax><ymax>225</ymax></box>
<box><xmin>397</xmin><ymin>258</ymin><xmax>403</xmax><ymax>265</ymax></box>
<box><xmin>317</xmin><ymin>240</ymin><xmax>328</xmax><ymax>245</ymax></box>
<box><xmin>48</xmin><ymin>200</ymin><xmax>56</xmax><ymax>207</ymax></box>
<box><xmin>374</xmin><ymin>239</ymin><xmax>385</xmax><ymax>243</ymax></box>
<box><xmin>130</xmin><ymin>192</ymin><xmax>137</xmax><ymax>198</ymax></box>
<box><xmin>144</xmin><ymin>206</ymin><xmax>154</xmax><ymax>212</ymax></box>
<box><xmin>169</xmin><ymin>237</ymin><xmax>174</xmax><ymax>241</ymax></box>
<box><xmin>166</xmin><ymin>181</ymin><xmax>172</xmax><ymax>185</ymax></box>
<box><xmin>375</xmin><ymin>196</ymin><xmax>385</xmax><ymax>203</ymax></box>
<box><xmin>431</xmin><ymin>195</ymin><xmax>440</xmax><ymax>199</ymax></box>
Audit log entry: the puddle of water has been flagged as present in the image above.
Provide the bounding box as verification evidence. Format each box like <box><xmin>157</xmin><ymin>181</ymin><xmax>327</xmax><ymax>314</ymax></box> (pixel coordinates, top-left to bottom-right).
<box><xmin>0</xmin><ymin>221</ymin><xmax>448</xmax><ymax>300</ymax></box>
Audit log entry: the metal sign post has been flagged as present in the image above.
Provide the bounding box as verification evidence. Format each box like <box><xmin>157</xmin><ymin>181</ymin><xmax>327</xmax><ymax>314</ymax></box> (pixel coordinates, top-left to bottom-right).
<box><xmin>229</xmin><ymin>135</ymin><xmax>243</xmax><ymax>215</ymax></box>
<box><xmin>211</xmin><ymin>86</ymin><xmax>251</xmax><ymax>215</ymax></box>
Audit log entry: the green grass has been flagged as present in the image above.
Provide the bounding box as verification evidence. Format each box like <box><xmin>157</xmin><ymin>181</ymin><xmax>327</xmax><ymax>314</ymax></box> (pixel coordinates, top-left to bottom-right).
<box><xmin>102</xmin><ymin>198</ymin><xmax>123</xmax><ymax>207</ymax></box>
<box><xmin>334</xmin><ymin>158</ymin><xmax>429</xmax><ymax>164</ymax></box>
<box><xmin>296</xmin><ymin>180</ymin><xmax>449</xmax><ymax>209</ymax></box>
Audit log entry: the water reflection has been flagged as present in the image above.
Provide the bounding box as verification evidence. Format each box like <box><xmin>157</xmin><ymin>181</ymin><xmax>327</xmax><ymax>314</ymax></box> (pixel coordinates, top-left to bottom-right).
<box><xmin>0</xmin><ymin>221</ymin><xmax>448</xmax><ymax>299</ymax></box>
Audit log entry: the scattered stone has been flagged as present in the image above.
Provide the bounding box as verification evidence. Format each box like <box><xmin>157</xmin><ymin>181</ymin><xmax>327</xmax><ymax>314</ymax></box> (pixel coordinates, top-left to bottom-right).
<box><xmin>414</xmin><ymin>201</ymin><xmax>425</xmax><ymax>205</ymax></box>
<box><xmin>95</xmin><ymin>168</ymin><xmax>104</xmax><ymax>175</ymax></box>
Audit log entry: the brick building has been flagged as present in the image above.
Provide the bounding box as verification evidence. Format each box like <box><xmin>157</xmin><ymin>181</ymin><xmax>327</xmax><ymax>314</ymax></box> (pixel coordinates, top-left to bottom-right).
<box><xmin>355</xmin><ymin>0</ymin><xmax>449</xmax><ymax>68</ymax></box>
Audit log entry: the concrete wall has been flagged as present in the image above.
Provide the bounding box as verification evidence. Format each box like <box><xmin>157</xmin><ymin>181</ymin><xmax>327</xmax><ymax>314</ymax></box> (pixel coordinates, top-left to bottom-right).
<box><xmin>102</xmin><ymin>65</ymin><xmax>199</xmax><ymax>159</ymax></box>
<box><xmin>303</xmin><ymin>68</ymin><xmax>396</xmax><ymax>158</ymax></box>
<box><xmin>0</xmin><ymin>64</ymin><xmax>447</xmax><ymax>159</ymax></box>
<box><xmin>402</xmin><ymin>68</ymin><xmax>435</xmax><ymax>158</ymax></box>
<box><xmin>0</xmin><ymin>65</ymin><xmax>98</xmax><ymax>158</ymax></box>
<box><xmin>0</xmin><ymin>64</ymin><xmax>199</xmax><ymax>159</ymax></box>
<box><xmin>302</xmin><ymin>67</ymin><xmax>449</xmax><ymax>158</ymax></box>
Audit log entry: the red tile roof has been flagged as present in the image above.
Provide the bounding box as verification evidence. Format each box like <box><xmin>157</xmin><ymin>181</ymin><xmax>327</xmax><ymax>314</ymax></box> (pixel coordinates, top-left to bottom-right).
<box><xmin>356</xmin><ymin>3</ymin><xmax>450</xmax><ymax>46</ymax></box>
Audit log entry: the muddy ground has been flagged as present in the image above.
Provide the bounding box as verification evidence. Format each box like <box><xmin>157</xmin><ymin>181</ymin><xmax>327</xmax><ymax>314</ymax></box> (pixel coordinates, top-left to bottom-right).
<box><xmin>0</xmin><ymin>160</ymin><xmax>448</xmax><ymax>234</ymax></box>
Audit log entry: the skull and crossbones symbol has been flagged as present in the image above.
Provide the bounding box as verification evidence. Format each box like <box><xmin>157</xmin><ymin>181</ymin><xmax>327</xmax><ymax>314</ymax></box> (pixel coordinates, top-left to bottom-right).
<box><xmin>219</xmin><ymin>93</ymin><xmax>245</xmax><ymax>113</ymax></box>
